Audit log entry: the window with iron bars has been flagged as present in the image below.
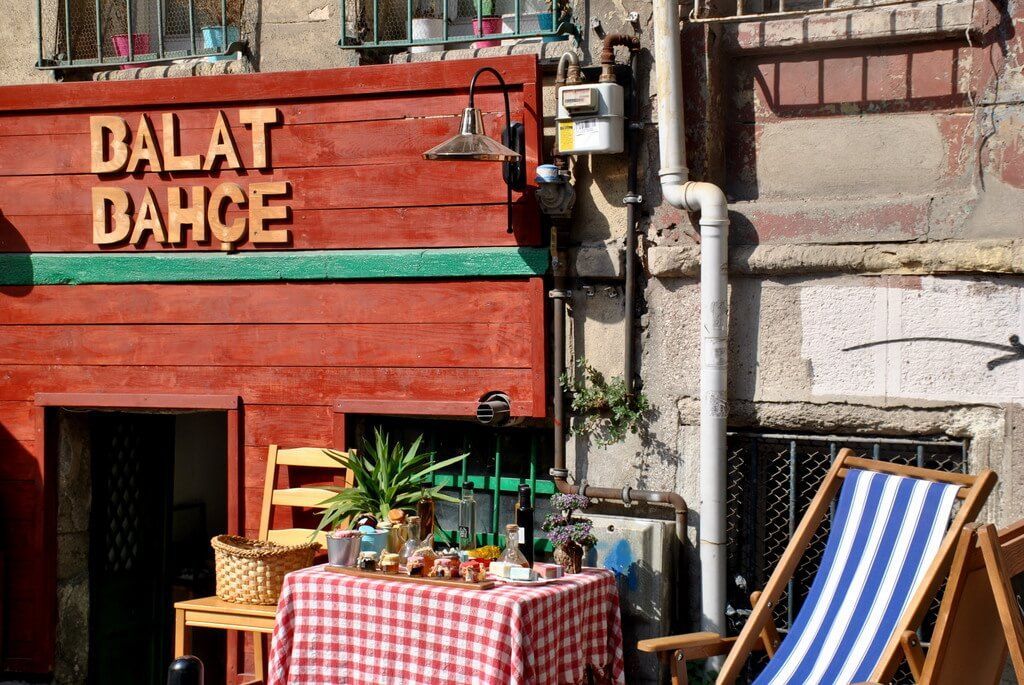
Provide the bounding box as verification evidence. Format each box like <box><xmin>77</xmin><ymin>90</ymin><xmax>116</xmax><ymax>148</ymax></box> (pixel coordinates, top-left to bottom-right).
<box><xmin>350</xmin><ymin>416</ymin><xmax>556</xmax><ymax>553</ymax></box>
<box><xmin>338</xmin><ymin>0</ymin><xmax>575</xmax><ymax>50</ymax></box>
<box><xmin>689</xmin><ymin>0</ymin><xmax>932</xmax><ymax>24</ymax></box>
<box><xmin>38</xmin><ymin>0</ymin><xmax>246</xmax><ymax>70</ymax></box>
<box><xmin>724</xmin><ymin>431</ymin><xmax>968</xmax><ymax>684</ymax></box>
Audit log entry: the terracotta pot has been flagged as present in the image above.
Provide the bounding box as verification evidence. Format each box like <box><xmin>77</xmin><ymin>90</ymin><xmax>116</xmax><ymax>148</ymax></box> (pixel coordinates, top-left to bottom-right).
<box><xmin>553</xmin><ymin>540</ymin><xmax>584</xmax><ymax>574</ymax></box>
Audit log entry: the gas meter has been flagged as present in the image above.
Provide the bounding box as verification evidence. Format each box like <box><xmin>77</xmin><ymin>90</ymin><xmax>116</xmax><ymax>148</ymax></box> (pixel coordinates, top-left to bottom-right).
<box><xmin>556</xmin><ymin>82</ymin><xmax>624</xmax><ymax>155</ymax></box>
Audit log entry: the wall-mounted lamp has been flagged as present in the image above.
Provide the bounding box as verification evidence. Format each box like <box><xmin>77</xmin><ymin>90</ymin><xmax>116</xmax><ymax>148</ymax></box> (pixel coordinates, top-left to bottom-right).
<box><xmin>423</xmin><ymin>66</ymin><xmax>526</xmax><ymax>233</ymax></box>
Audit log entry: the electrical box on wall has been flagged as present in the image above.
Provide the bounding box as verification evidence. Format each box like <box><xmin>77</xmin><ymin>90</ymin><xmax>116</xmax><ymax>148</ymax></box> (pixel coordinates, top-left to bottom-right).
<box><xmin>556</xmin><ymin>83</ymin><xmax>624</xmax><ymax>155</ymax></box>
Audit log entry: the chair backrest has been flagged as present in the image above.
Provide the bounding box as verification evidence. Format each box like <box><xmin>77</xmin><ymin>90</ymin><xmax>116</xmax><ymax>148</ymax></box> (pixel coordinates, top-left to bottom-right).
<box><xmin>718</xmin><ymin>449</ymin><xmax>996</xmax><ymax>685</ymax></box>
<box><xmin>257</xmin><ymin>445</ymin><xmax>354</xmax><ymax>548</ymax></box>
<box><xmin>752</xmin><ymin>468</ymin><xmax>961</xmax><ymax>685</ymax></box>
<box><xmin>920</xmin><ymin>521</ymin><xmax>1024</xmax><ymax>685</ymax></box>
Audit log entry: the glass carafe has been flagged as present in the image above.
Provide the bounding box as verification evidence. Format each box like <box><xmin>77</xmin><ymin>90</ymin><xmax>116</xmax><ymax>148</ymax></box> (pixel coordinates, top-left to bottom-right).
<box><xmin>498</xmin><ymin>524</ymin><xmax>530</xmax><ymax>567</ymax></box>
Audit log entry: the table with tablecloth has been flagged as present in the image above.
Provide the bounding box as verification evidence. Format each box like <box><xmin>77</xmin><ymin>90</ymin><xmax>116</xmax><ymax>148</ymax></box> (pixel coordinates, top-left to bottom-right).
<box><xmin>267</xmin><ymin>565</ymin><xmax>625</xmax><ymax>685</ymax></box>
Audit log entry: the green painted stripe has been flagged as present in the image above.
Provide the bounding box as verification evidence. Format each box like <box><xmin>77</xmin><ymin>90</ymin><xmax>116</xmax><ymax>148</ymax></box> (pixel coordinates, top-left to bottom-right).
<box><xmin>0</xmin><ymin>248</ymin><xmax>549</xmax><ymax>285</ymax></box>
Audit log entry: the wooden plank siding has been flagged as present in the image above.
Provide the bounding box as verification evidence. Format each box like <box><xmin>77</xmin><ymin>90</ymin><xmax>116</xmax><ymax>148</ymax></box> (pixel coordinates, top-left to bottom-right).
<box><xmin>0</xmin><ymin>56</ymin><xmax>548</xmax><ymax>676</ymax></box>
<box><xmin>0</xmin><ymin>58</ymin><xmax>542</xmax><ymax>251</ymax></box>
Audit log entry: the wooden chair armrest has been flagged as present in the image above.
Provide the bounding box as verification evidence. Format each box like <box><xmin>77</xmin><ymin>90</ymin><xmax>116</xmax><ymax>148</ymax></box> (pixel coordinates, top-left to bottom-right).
<box><xmin>637</xmin><ymin>632</ymin><xmax>737</xmax><ymax>658</ymax></box>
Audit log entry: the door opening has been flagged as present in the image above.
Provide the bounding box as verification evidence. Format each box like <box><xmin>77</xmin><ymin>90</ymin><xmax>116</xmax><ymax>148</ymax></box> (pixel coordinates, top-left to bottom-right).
<box><xmin>54</xmin><ymin>409</ymin><xmax>228</xmax><ymax>685</ymax></box>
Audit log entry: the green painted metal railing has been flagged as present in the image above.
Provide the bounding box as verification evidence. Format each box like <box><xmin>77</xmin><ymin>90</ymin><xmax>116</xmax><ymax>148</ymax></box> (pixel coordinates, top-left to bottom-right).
<box><xmin>429</xmin><ymin>434</ymin><xmax>553</xmax><ymax>552</ymax></box>
<box><xmin>338</xmin><ymin>0</ymin><xmax>575</xmax><ymax>50</ymax></box>
<box><xmin>36</xmin><ymin>0</ymin><xmax>245</xmax><ymax>70</ymax></box>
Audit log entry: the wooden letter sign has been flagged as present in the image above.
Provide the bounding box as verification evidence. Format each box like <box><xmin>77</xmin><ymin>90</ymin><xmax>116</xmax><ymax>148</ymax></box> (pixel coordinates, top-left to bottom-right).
<box><xmin>89</xmin><ymin>107</ymin><xmax>291</xmax><ymax>248</ymax></box>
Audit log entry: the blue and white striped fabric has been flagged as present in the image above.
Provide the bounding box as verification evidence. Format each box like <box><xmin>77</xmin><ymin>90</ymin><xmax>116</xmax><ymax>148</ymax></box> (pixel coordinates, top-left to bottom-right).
<box><xmin>753</xmin><ymin>468</ymin><xmax>961</xmax><ymax>685</ymax></box>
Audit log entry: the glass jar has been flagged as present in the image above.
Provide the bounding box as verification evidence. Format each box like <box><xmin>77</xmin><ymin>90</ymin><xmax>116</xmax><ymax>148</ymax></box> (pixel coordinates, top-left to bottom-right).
<box><xmin>400</xmin><ymin>517</ymin><xmax>422</xmax><ymax>565</ymax></box>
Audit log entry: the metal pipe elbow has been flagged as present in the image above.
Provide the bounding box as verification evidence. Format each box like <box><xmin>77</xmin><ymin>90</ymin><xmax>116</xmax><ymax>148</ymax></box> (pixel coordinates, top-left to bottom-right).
<box><xmin>555</xmin><ymin>51</ymin><xmax>581</xmax><ymax>87</ymax></box>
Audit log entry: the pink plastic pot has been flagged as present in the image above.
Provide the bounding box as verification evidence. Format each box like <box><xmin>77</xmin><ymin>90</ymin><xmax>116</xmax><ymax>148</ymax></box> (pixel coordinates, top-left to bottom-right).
<box><xmin>111</xmin><ymin>33</ymin><xmax>150</xmax><ymax>69</ymax></box>
<box><xmin>471</xmin><ymin>17</ymin><xmax>503</xmax><ymax>48</ymax></box>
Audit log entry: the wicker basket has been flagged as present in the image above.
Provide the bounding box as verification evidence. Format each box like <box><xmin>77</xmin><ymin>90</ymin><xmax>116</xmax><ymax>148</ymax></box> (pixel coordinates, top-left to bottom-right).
<box><xmin>211</xmin><ymin>535</ymin><xmax>320</xmax><ymax>605</ymax></box>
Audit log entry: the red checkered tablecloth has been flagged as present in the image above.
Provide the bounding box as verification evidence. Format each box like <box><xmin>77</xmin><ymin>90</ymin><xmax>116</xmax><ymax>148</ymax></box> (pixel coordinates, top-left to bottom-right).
<box><xmin>267</xmin><ymin>564</ymin><xmax>625</xmax><ymax>685</ymax></box>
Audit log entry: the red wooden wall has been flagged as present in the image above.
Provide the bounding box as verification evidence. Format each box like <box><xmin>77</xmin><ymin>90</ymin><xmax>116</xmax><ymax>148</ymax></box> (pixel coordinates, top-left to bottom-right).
<box><xmin>0</xmin><ymin>56</ymin><xmax>546</xmax><ymax>675</ymax></box>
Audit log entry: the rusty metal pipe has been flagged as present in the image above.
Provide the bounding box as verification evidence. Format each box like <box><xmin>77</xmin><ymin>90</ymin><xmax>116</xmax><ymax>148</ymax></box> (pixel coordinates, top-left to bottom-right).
<box><xmin>599</xmin><ymin>33</ymin><xmax>640</xmax><ymax>82</ymax></box>
<box><xmin>549</xmin><ymin>37</ymin><xmax>687</xmax><ymax>555</ymax></box>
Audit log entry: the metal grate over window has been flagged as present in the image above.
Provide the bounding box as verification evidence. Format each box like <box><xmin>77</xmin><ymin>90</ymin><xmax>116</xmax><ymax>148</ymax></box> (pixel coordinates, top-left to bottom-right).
<box><xmin>338</xmin><ymin>0</ymin><xmax>574</xmax><ymax>50</ymax></box>
<box><xmin>724</xmin><ymin>431</ymin><xmax>968</xmax><ymax>684</ymax></box>
<box><xmin>690</xmin><ymin>0</ymin><xmax>933</xmax><ymax>24</ymax></box>
<box><xmin>38</xmin><ymin>0</ymin><xmax>246</xmax><ymax>71</ymax></box>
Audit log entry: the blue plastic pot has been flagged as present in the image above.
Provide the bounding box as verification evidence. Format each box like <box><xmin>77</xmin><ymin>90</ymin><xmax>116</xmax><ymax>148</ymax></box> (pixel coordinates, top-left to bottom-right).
<box><xmin>538</xmin><ymin>13</ymin><xmax>567</xmax><ymax>42</ymax></box>
<box><xmin>201</xmin><ymin>25</ymin><xmax>241</xmax><ymax>62</ymax></box>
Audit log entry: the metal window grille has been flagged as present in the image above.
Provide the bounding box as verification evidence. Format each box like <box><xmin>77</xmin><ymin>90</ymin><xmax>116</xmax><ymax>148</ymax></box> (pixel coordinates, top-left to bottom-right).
<box><xmin>691</xmin><ymin>0</ymin><xmax>931</xmax><ymax>23</ymax></box>
<box><xmin>338</xmin><ymin>0</ymin><xmax>574</xmax><ymax>50</ymax></box>
<box><xmin>724</xmin><ymin>431</ymin><xmax>968</xmax><ymax>684</ymax></box>
<box><xmin>37</xmin><ymin>0</ymin><xmax>246</xmax><ymax>70</ymax></box>
<box><xmin>352</xmin><ymin>416</ymin><xmax>556</xmax><ymax>552</ymax></box>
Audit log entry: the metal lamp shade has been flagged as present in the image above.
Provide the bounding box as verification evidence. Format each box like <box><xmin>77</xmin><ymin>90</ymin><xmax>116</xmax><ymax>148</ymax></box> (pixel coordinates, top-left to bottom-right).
<box><xmin>422</xmin><ymin>107</ymin><xmax>522</xmax><ymax>161</ymax></box>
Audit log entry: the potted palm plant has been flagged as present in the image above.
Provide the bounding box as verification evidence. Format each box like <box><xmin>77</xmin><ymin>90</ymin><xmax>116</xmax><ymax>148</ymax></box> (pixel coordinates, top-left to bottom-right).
<box><xmin>315</xmin><ymin>429</ymin><xmax>467</xmax><ymax>545</ymax></box>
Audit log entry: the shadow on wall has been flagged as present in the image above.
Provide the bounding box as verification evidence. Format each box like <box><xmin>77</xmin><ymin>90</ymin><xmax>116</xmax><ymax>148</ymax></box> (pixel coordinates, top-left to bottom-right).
<box><xmin>716</xmin><ymin>0</ymin><xmax>1014</xmax><ymax>237</ymax></box>
<box><xmin>0</xmin><ymin>210</ymin><xmax>33</xmax><ymax>296</ymax></box>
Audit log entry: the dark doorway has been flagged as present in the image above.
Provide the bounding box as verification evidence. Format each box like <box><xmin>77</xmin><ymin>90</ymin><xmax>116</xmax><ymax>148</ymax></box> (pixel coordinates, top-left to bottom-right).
<box><xmin>57</xmin><ymin>409</ymin><xmax>228</xmax><ymax>685</ymax></box>
<box><xmin>88</xmin><ymin>412</ymin><xmax>176</xmax><ymax>685</ymax></box>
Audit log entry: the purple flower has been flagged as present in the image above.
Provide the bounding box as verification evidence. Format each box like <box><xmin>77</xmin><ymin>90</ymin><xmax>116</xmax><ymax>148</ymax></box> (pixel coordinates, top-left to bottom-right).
<box><xmin>550</xmin><ymin>493</ymin><xmax>591</xmax><ymax>514</ymax></box>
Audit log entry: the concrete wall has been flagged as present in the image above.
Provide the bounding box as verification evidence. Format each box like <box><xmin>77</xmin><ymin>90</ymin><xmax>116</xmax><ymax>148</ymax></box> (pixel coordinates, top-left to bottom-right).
<box><xmin>10</xmin><ymin>0</ymin><xmax>1024</xmax><ymax>659</ymax></box>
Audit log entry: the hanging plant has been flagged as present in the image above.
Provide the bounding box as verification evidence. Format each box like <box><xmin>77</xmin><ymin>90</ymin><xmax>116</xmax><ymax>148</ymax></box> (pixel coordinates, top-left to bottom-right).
<box><xmin>560</xmin><ymin>359</ymin><xmax>649</xmax><ymax>447</ymax></box>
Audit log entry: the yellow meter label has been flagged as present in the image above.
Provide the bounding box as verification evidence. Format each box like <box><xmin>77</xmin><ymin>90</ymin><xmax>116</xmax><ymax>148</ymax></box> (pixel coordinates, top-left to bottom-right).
<box><xmin>557</xmin><ymin>121</ymin><xmax>574</xmax><ymax>153</ymax></box>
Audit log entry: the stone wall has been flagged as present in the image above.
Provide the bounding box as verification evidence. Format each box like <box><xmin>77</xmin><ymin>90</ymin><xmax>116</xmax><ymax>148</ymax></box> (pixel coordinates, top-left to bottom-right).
<box><xmin>55</xmin><ymin>412</ymin><xmax>91</xmax><ymax>685</ymax></box>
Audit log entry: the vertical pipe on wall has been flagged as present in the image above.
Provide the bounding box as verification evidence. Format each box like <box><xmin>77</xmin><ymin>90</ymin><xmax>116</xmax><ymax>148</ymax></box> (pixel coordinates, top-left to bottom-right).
<box><xmin>623</xmin><ymin>46</ymin><xmax>641</xmax><ymax>394</ymax></box>
<box><xmin>653</xmin><ymin>0</ymin><xmax>731</xmax><ymax>637</ymax></box>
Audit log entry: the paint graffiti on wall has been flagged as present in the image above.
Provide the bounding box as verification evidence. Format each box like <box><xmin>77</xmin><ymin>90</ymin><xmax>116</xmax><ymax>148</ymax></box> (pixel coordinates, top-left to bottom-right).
<box><xmin>800</xmin><ymin>276</ymin><xmax>1024</xmax><ymax>403</ymax></box>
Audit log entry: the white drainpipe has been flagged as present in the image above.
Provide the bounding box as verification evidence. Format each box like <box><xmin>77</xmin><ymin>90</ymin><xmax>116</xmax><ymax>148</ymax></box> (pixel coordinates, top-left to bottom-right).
<box><xmin>653</xmin><ymin>0</ymin><xmax>730</xmax><ymax>637</ymax></box>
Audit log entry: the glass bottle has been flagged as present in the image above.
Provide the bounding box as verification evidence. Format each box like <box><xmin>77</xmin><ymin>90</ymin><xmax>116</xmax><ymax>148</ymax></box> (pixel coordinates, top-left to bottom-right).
<box><xmin>416</xmin><ymin>488</ymin><xmax>435</xmax><ymax>546</ymax></box>
<box><xmin>400</xmin><ymin>516</ymin><xmax>421</xmax><ymax>566</ymax></box>
<box><xmin>498</xmin><ymin>524</ymin><xmax>530</xmax><ymax>567</ymax></box>
<box><xmin>515</xmin><ymin>484</ymin><xmax>534</xmax><ymax>564</ymax></box>
<box><xmin>458</xmin><ymin>483</ymin><xmax>477</xmax><ymax>550</ymax></box>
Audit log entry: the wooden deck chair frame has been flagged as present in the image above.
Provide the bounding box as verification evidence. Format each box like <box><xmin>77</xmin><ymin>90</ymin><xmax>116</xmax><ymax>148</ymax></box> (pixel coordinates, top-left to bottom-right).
<box><xmin>893</xmin><ymin>521</ymin><xmax>1024</xmax><ymax>685</ymax></box>
<box><xmin>638</xmin><ymin>448</ymin><xmax>996</xmax><ymax>685</ymax></box>
<box><xmin>173</xmin><ymin>445</ymin><xmax>354</xmax><ymax>685</ymax></box>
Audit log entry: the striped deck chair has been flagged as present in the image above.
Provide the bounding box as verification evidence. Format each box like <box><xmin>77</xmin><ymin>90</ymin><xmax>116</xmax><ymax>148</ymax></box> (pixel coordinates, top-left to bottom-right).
<box><xmin>638</xmin><ymin>448</ymin><xmax>996</xmax><ymax>685</ymax></box>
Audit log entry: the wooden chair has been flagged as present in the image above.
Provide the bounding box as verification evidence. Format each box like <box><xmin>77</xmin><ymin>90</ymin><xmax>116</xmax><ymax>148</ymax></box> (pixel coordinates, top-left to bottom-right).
<box><xmin>895</xmin><ymin>520</ymin><xmax>1024</xmax><ymax>684</ymax></box>
<box><xmin>637</xmin><ymin>448</ymin><xmax>996</xmax><ymax>685</ymax></box>
<box><xmin>173</xmin><ymin>445</ymin><xmax>353</xmax><ymax>685</ymax></box>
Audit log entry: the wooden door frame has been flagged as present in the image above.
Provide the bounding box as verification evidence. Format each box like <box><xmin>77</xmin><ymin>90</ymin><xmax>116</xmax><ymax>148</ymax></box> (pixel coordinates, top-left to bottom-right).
<box><xmin>33</xmin><ymin>392</ymin><xmax>241</xmax><ymax>673</ymax></box>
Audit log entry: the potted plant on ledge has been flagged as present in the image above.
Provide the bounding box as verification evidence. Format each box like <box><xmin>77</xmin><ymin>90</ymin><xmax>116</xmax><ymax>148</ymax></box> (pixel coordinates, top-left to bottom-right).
<box><xmin>472</xmin><ymin>0</ymin><xmax>502</xmax><ymax>48</ymax></box>
<box><xmin>542</xmin><ymin>493</ymin><xmax>596</xmax><ymax>574</ymax></box>
<box><xmin>411</xmin><ymin>0</ymin><xmax>445</xmax><ymax>53</ymax></box>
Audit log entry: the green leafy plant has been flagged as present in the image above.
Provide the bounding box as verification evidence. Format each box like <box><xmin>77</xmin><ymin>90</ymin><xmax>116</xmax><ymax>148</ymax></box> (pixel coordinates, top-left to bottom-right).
<box><xmin>560</xmin><ymin>359</ymin><xmax>650</xmax><ymax>446</ymax></box>
<box><xmin>315</xmin><ymin>428</ymin><xmax>467</xmax><ymax>534</ymax></box>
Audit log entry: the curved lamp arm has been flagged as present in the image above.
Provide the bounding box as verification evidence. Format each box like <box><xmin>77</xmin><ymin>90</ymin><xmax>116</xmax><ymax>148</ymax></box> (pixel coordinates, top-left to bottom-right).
<box><xmin>468</xmin><ymin>66</ymin><xmax>523</xmax><ymax>234</ymax></box>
